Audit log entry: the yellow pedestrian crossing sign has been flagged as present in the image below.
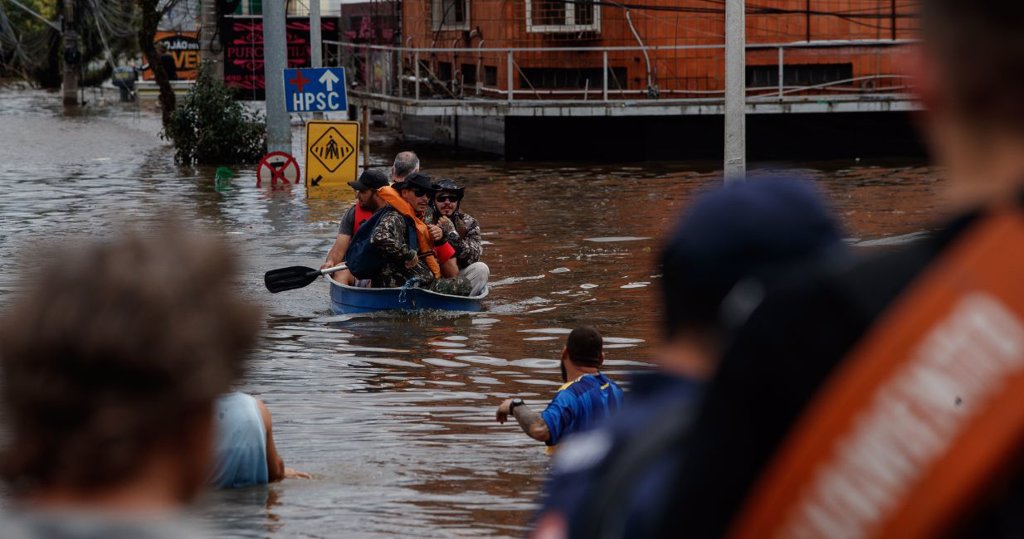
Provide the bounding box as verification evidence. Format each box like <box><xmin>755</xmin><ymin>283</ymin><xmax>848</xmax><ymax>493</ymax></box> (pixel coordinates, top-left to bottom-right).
<box><xmin>305</xmin><ymin>120</ymin><xmax>359</xmax><ymax>190</ymax></box>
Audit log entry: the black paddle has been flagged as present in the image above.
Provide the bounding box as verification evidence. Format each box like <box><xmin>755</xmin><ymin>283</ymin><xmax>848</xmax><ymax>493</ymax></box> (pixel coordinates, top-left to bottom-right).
<box><xmin>264</xmin><ymin>264</ymin><xmax>346</xmax><ymax>293</ymax></box>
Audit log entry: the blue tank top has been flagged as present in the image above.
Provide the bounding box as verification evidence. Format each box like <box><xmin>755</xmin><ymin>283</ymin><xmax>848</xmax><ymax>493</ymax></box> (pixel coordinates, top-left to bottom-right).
<box><xmin>210</xmin><ymin>392</ymin><xmax>269</xmax><ymax>489</ymax></box>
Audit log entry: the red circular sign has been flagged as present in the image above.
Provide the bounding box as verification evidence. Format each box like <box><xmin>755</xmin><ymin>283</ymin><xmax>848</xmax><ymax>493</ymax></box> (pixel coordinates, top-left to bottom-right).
<box><xmin>257</xmin><ymin>151</ymin><xmax>300</xmax><ymax>189</ymax></box>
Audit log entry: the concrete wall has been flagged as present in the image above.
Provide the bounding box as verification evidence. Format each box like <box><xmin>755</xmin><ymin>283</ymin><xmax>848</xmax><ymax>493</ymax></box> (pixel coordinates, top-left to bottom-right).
<box><xmin>402</xmin><ymin>114</ymin><xmax>506</xmax><ymax>155</ymax></box>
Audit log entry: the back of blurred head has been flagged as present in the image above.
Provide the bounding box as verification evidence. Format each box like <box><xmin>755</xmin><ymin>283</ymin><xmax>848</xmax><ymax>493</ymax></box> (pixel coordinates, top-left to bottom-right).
<box><xmin>0</xmin><ymin>221</ymin><xmax>261</xmax><ymax>507</ymax></box>
<box><xmin>917</xmin><ymin>1</ymin><xmax>1024</xmax><ymax>206</ymax></box>
<box><xmin>920</xmin><ymin>1</ymin><xmax>1024</xmax><ymax>139</ymax></box>
<box><xmin>658</xmin><ymin>177</ymin><xmax>845</xmax><ymax>376</ymax></box>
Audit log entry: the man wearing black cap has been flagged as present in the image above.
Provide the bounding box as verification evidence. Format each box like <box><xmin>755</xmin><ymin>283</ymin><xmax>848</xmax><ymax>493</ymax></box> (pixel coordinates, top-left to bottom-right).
<box><xmin>321</xmin><ymin>168</ymin><xmax>390</xmax><ymax>282</ymax></box>
<box><xmin>531</xmin><ymin>178</ymin><xmax>847</xmax><ymax>539</ymax></box>
<box><xmin>496</xmin><ymin>327</ymin><xmax>624</xmax><ymax>451</ymax></box>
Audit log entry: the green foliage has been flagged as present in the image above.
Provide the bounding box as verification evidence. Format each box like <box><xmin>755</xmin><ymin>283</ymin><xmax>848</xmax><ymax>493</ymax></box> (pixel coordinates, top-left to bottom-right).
<box><xmin>162</xmin><ymin>62</ymin><xmax>267</xmax><ymax>165</ymax></box>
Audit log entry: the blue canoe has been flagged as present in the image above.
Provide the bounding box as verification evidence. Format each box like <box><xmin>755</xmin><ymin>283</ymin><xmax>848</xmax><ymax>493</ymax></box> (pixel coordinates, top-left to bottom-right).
<box><xmin>328</xmin><ymin>277</ymin><xmax>488</xmax><ymax>314</ymax></box>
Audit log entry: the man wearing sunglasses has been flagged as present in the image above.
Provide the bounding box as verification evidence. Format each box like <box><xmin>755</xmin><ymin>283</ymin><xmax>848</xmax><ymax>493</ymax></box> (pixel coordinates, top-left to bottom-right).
<box><xmin>430</xmin><ymin>179</ymin><xmax>489</xmax><ymax>296</ymax></box>
<box><xmin>370</xmin><ymin>173</ymin><xmax>472</xmax><ymax>296</ymax></box>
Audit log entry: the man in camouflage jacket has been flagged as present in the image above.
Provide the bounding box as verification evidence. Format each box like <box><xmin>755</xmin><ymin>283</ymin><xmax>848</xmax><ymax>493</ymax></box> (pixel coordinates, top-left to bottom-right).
<box><xmin>370</xmin><ymin>175</ymin><xmax>472</xmax><ymax>296</ymax></box>
<box><xmin>430</xmin><ymin>179</ymin><xmax>489</xmax><ymax>296</ymax></box>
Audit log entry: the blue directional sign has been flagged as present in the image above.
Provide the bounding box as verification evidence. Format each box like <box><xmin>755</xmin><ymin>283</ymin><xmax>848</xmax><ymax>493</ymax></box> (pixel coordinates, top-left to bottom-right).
<box><xmin>283</xmin><ymin>67</ymin><xmax>348</xmax><ymax>113</ymax></box>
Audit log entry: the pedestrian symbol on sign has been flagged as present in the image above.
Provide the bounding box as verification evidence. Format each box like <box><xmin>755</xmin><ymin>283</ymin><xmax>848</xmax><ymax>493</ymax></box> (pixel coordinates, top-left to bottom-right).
<box><xmin>310</xmin><ymin>127</ymin><xmax>354</xmax><ymax>173</ymax></box>
<box><xmin>305</xmin><ymin>120</ymin><xmax>359</xmax><ymax>193</ymax></box>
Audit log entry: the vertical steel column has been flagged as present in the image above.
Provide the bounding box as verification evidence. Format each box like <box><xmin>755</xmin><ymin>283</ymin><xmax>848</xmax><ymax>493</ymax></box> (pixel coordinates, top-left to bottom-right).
<box><xmin>890</xmin><ymin>0</ymin><xmax>897</xmax><ymax>40</ymax></box>
<box><xmin>507</xmin><ymin>50</ymin><xmax>514</xmax><ymax>103</ymax></box>
<box><xmin>200</xmin><ymin>0</ymin><xmax>224</xmax><ymax>81</ymax></box>
<box><xmin>397</xmin><ymin>50</ymin><xmax>403</xmax><ymax>98</ymax></box>
<box><xmin>777</xmin><ymin>46</ymin><xmax>784</xmax><ymax>99</ymax></box>
<box><xmin>724</xmin><ymin>0</ymin><xmax>746</xmax><ymax>182</ymax></box>
<box><xmin>310</xmin><ymin>0</ymin><xmax>323</xmax><ymax>120</ymax></box>
<box><xmin>364</xmin><ymin>45</ymin><xmax>371</xmax><ymax>93</ymax></box>
<box><xmin>264</xmin><ymin>0</ymin><xmax>291</xmax><ymax>154</ymax></box>
<box><xmin>414</xmin><ymin>51</ymin><xmax>420</xmax><ymax>100</ymax></box>
<box><xmin>603</xmin><ymin>51</ymin><xmax>609</xmax><ymax>101</ymax></box>
<box><xmin>363</xmin><ymin>105</ymin><xmax>370</xmax><ymax>169</ymax></box>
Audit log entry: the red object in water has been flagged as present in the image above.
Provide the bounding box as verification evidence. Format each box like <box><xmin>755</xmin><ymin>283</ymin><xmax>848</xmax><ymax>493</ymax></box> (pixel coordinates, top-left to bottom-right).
<box><xmin>257</xmin><ymin>151</ymin><xmax>300</xmax><ymax>189</ymax></box>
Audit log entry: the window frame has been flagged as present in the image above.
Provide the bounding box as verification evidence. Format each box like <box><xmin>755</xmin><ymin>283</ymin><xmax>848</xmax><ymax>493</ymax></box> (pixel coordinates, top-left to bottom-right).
<box><xmin>525</xmin><ymin>0</ymin><xmax>601</xmax><ymax>33</ymax></box>
<box><xmin>432</xmin><ymin>0</ymin><xmax>471</xmax><ymax>31</ymax></box>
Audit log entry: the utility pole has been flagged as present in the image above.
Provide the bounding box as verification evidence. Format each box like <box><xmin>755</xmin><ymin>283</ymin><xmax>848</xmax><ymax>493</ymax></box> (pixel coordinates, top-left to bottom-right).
<box><xmin>62</xmin><ymin>0</ymin><xmax>79</xmax><ymax>108</ymax></box>
<box><xmin>310</xmin><ymin>0</ymin><xmax>323</xmax><ymax>120</ymax></box>
<box><xmin>200</xmin><ymin>0</ymin><xmax>224</xmax><ymax>81</ymax></box>
<box><xmin>724</xmin><ymin>0</ymin><xmax>746</xmax><ymax>182</ymax></box>
<box><xmin>264</xmin><ymin>0</ymin><xmax>292</xmax><ymax>154</ymax></box>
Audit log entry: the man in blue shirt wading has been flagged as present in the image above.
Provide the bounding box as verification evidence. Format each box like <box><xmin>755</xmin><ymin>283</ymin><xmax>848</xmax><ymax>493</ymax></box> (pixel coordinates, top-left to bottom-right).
<box><xmin>496</xmin><ymin>327</ymin><xmax>624</xmax><ymax>450</ymax></box>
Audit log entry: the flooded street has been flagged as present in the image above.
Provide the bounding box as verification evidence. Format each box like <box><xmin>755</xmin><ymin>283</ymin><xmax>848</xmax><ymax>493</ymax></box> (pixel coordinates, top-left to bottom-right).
<box><xmin>0</xmin><ymin>87</ymin><xmax>942</xmax><ymax>537</ymax></box>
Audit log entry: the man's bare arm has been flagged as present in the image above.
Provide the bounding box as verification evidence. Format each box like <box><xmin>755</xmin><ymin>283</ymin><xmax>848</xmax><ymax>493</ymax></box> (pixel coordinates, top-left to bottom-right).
<box><xmin>514</xmin><ymin>404</ymin><xmax>550</xmax><ymax>442</ymax></box>
<box><xmin>321</xmin><ymin>233</ymin><xmax>351</xmax><ymax>269</ymax></box>
<box><xmin>497</xmin><ymin>399</ymin><xmax>551</xmax><ymax>442</ymax></box>
<box><xmin>258</xmin><ymin>399</ymin><xmax>311</xmax><ymax>481</ymax></box>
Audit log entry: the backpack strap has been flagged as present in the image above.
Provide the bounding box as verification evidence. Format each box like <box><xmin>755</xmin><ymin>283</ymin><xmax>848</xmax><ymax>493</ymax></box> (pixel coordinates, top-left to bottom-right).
<box><xmin>730</xmin><ymin>209</ymin><xmax>1024</xmax><ymax>539</ymax></box>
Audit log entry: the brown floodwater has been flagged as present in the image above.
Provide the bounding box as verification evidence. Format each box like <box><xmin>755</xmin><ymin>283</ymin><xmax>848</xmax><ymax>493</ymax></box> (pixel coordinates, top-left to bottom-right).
<box><xmin>0</xmin><ymin>87</ymin><xmax>943</xmax><ymax>537</ymax></box>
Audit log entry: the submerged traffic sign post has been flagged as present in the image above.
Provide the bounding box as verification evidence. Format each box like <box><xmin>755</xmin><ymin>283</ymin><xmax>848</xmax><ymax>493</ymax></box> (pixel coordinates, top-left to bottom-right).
<box><xmin>284</xmin><ymin>67</ymin><xmax>348</xmax><ymax>113</ymax></box>
<box><xmin>306</xmin><ymin>120</ymin><xmax>359</xmax><ymax>192</ymax></box>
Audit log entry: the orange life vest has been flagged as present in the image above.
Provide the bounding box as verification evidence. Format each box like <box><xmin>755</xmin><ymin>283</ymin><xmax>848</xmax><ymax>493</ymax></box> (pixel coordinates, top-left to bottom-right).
<box><xmin>374</xmin><ymin>186</ymin><xmax>441</xmax><ymax>278</ymax></box>
<box><xmin>353</xmin><ymin>204</ymin><xmax>374</xmax><ymax>236</ymax></box>
<box><xmin>730</xmin><ymin>208</ymin><xmax>1024</xmax><ymax>539</ymax></box>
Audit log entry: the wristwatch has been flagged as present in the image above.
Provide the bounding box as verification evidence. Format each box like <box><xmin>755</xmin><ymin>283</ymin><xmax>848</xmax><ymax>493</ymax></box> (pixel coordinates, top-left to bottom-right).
<box><xmin>509</xmin><ymin>398</ymin><xmax>525</xmax><ymax>412</ymax></box>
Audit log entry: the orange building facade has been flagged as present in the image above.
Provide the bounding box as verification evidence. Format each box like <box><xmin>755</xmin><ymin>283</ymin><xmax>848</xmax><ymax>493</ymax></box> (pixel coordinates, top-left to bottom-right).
<box><xmin>397</xmin><ymin>0</ymin><xmax>919</xmax><ymax>99</ymax></box>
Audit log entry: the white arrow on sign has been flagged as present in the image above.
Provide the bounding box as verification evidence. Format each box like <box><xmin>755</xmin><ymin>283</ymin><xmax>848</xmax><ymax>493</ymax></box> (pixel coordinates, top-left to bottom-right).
<box><xmin>319</xmin><ymin>70</ymin><xmax>340</xmax><ymax>92</ymax></box>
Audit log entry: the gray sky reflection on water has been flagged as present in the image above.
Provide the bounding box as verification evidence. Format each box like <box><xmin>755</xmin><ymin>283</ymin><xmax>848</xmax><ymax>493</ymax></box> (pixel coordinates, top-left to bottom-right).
<box><xmin>0</xmin><ymin>88</ymin><xmax>940</xmax><ymax>537</ymax></box>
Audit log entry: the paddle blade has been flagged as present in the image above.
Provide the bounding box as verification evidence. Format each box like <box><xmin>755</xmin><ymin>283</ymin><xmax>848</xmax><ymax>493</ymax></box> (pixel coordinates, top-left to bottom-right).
<box><xmin>264</xmin><ymin>266</ymin><xmax>322</xmax><ymax>293</ymax></box>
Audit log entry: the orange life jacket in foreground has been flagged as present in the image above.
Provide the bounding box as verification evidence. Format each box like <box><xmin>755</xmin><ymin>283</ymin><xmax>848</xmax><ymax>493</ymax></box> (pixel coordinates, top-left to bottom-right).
<box><xmin>374</xmin><ymin>186</ymin><xmax>441</xmax><ymax>278</ymax></box>
<box><xmin>730</xmin><ymin>209</ymin><xmax>1024</xmax><ymax>539</ymax></box>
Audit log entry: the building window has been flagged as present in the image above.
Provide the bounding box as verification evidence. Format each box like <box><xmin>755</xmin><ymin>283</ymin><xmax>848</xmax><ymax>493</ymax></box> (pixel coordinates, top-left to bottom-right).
<box><xmin>461</xmin><ymin>64</ymin><xmax>477</xmax><ymax>85</ymax></box>
<box><xmin>519</xmin><ymin>67</ymin><xmax>625</xmax><ymax>89</ymax></box>
<box><xmin>432</xmin><ymin>0</ymin><xmax>470</xmax><ymax>31</ymax></box>
<box><xmin>484</xmin><ymin>66</ymin><xmax>498</xmax><ymax>86</ymax></box>
<box><xmin>747</xmin><ymin>63</ymin><xmax>854</xmax><ymax>88</ymax></box>
<box><xmin>438</xmin><ymin>62</ymin><xmax>453</xmax><ymax>82</ymax></box>
<box><xmin>526</xmin><ymin>0</ymin><xmax>600</xmax><ymax>33</ymax></box>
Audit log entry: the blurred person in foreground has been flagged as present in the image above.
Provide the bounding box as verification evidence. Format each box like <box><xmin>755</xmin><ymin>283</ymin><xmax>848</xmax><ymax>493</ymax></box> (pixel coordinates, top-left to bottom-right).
<box><xmin>531</xmin><ymin>178</ymin><xmax>847</xmax><ymax>539</ymax></box>
<box><xmin>659</xmin><ymin>1</ymin><xmax>1024</xmax><ymax>537</ymax></box>
<box><xmin>496</xmin><ymin>327</ymin><xmax>624</xmax><ymax>452</ymax></box>
<box><xmin>0</xmin><ymin>222</ymin><xmax>261</xmax><ymax>538</ymax></box>
<box><xmin>210</xmin><ymin>392</ymin><xmax>311</xmax><ymax>489</ymax></box>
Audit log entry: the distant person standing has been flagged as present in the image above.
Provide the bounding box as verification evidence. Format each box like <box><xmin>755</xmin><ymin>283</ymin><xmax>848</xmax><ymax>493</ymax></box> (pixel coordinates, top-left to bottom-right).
<box><xmin>496</xmin><ymin>327</ymin><xmax>623</xmax><ymax>451</ymax></box>
<box><xmin>210</xmin><ymin>392</ymin><xmax>310</xmax><ymax>489</ymax></box>
<box><xmin>157</xmin><ymin>42</ymin><xmax>178</xmax><ymax>81</ymax></box>
<box><xmin>0</xmin><ymin>221</ymin><xmax>260</xmax><ymax>537</ymax></box>
<box><xmin>391</xmin><ymin>151</ymin><xmax>420</xmax><ymax>183</ymax></box>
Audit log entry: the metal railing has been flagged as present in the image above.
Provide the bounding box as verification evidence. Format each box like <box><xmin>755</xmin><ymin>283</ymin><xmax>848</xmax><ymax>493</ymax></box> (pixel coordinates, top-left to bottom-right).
<box><xmin>323</xmin><ymin>39</ymin><xmax>918</xmax><ymax>105</ymax></box>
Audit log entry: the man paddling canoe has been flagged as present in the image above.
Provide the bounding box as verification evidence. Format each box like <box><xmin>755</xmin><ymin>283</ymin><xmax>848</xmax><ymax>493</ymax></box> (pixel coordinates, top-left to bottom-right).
<box><xmin>320</xmin><ymin>168</ymin><xmax>390</xmax><ymax>284</ymax></box>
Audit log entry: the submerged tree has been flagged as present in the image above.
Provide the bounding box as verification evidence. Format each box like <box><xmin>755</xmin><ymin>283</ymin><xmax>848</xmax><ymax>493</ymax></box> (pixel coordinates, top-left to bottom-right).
<box><xmin>163</xmin><ymin>61</ymin><xmax>266</xmax><ymax>165</ymax></box>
